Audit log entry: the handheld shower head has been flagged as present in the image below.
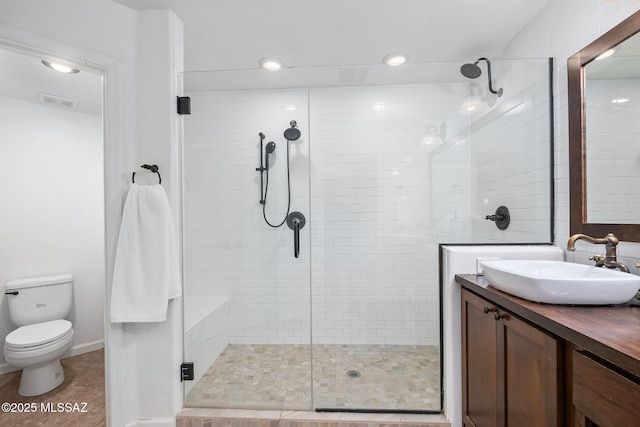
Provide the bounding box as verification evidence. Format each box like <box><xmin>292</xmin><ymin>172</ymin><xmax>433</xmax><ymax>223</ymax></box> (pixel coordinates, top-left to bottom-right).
<box><xmin>265</xmin><ymin>141</ymin><xmax>276</xmax><ymax>169</ymax></box>
<box><xmin>284</xmin><ymin>120</ymin><xmax>301</xmax><ymax>141</ymax></box>
<box><xmin>266</xmin><ymin>141</ymin><xmax>276</xmax><ymax>153</ymax></box>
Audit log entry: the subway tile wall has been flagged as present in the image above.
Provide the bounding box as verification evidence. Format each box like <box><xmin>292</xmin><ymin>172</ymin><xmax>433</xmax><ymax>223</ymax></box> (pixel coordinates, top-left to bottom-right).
<box><xmin>502</xmin><ymin>0</ymin><xmax>640</xmax><ymax>265</ymax></box>
<box><xmin>184</xmin><ymin>88</ymin><xmax>312</xmax><ymax>345</ymax></box>
<box><xmin>184</xmin><ymin>296</ymin><xmax>229</xmax><ymax>396</ymax></box>
<box><xmin>184</xmin><ymin>70</ymin><xmax>551</xmax><ymax>345</ymax></box>
<box><xmin>471</xmin><ymin>71</ymin><xmax>553</xmax><ymax>243</ymax></box>
<box><xmin>308</xmin><ymin>84</ymin><xmax>467</xmax><ymax>345</ymax></box>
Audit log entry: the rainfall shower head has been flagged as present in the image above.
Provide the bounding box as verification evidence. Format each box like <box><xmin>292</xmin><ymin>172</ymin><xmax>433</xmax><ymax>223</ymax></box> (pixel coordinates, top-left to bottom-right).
<box><xmin>284</xmin><ymin>120</ymin><xmax>301</xmax><ymax>141</ymax></box>
<box><xmin>460</xmin><ymin>62</ymin><xmax>482</xmax><ymax>79</ymax></box>
<box><xmin>460</xmin><ymin>57</ymin><xmax>503</xmax><ymax>97</ymax></box>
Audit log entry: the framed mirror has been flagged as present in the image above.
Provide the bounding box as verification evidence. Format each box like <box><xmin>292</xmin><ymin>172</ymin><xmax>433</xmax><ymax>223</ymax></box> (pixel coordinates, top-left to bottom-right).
<box><xmin>569</xmin><ymin>9</ymin><xmax>640</xmax><ymax>242</ymax></box>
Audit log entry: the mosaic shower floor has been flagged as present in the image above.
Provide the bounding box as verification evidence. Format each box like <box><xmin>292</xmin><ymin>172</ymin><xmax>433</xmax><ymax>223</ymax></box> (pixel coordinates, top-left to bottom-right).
<box><xmin>185</xmin><ymin>344</ymin><xmax>440</xmax><ymax>411</ymax></box>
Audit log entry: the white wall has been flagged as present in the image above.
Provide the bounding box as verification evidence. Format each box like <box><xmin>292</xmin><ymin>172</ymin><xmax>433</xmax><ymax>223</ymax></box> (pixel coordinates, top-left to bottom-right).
<box><xmin>308</xmin><ymin>83</ymin><xmax>464</xmax><ymax>345</ymax></box>
<box><xmin>0</xmin><ymin>2</ymin><xmax>184</xmax><ymax>426</ymax></box>
<box><xmin>125</xmin><ymin>9</ymin><xmax>184</xmax><ymax>425</ymax></box>
<box><xmin>503</xmin><ymin>0</ymin><xmax>640</xmax><ymax>265</ymax></box>
<box><xmin>469</xmin><ymin>60</ymin><xmax>552</xmax><ymax>242</ymax></box>
<box><xmin>0</xmin><ymin>96</ymin><xmax>104</xmax><ymax>372</ymax></box>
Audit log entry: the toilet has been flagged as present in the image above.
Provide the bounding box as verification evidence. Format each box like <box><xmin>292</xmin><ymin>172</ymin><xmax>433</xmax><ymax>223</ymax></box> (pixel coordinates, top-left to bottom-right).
<box><xmin>3</xmin><ymin>274</ymin><xmax>74</xmax><ymax>396</ymax></box>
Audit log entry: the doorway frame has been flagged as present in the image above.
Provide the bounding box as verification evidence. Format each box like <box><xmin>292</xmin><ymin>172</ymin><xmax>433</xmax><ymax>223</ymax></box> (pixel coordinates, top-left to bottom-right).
<box><xmin>0</xmin><ymin>23</ymin><xmax>127</xmax><ymax>427</ymax></box>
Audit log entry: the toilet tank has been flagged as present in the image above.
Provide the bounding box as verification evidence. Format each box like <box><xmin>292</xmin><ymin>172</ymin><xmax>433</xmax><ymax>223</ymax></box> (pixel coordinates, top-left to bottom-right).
<box><xmin>5</xmin><ymin>274</ymin><xmax>73</xmax><ymax>327</ymax></box>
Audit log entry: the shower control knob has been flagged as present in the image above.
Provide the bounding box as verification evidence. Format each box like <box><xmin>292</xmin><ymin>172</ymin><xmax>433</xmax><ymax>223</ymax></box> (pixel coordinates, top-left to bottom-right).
<box><xmin>485</xmin><ymin>214</ymin><xmax>504</xmax><ymax>221</ymax></box>
<box><xmin>287</xmin><ymin>212</ymin><xmax>306</xmax><ymax>259</ymax></box>
<box><xmin>485</xmin><ymin>206</ymin><xmax>510</xmax><ymax>230</ymax></box>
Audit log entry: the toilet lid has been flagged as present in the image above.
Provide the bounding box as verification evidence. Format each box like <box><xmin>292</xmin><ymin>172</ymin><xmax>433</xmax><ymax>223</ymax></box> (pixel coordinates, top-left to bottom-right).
<box><xmin>5</xmin><ymin>319</ymin><xmax>73</xmax><ymax>348</ymax></box>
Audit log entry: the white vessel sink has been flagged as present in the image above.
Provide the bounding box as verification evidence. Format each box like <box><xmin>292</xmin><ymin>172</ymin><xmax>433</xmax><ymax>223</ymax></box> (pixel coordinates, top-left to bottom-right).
<box><xmin>479</xmin><ymin>260</ymin><xmax>640</xmax><ymax>305</ymax></box>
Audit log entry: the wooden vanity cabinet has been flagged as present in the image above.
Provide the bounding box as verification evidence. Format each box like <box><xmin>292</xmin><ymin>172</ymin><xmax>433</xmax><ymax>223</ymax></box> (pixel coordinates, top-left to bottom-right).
<box><xmin>462</xmin><ymin>289</ymin><xmax>562</xmax><ymax>427</ymax></box>
<box><xmin>459</xmin><ymin>274</ymin><xmax>640</xmax><ymax>427</ymax></box>
<box><xmin>571</xmin><ymin>350</ymin><xmax>640</xmax><ymax>427</ymax></box>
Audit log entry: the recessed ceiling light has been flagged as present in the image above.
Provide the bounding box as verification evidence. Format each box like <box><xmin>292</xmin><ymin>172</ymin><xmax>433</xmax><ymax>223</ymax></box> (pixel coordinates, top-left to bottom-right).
<box><xmin>382</xmin><ymin>52</ymin><xmax>409</xmax><ymax>67</ymax></box>
<box><xmin>259</xmin><ymin>57</ymin><xmax>284</xmax><ymax>71</ymax></box>
<box><xmin>41</xmin><ymin>60</ymin><xmax>80</xmax><ymax>74</ymax></box>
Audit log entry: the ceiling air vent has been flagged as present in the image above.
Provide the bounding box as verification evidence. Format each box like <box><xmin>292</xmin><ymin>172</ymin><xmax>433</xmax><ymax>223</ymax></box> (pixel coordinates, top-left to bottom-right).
<box><xmin>38</xmin><ymin>92</ymin><xmax>78</xmax><ymax>110</ymax></box>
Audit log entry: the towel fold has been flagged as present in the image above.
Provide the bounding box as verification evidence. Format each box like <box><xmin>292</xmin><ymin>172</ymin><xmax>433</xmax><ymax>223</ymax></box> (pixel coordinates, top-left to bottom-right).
<box><xmin>110</xmin><ymin>183</ymin><xmax>181</xmax><ymax>323</ymax></box>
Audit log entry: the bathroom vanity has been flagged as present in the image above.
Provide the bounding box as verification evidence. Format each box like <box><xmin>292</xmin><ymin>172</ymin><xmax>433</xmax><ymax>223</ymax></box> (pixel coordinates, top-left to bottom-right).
<box><xmin>457</xmin><ymin>274</ymin><xmax>640</xmax><ymax>427</ymax></box>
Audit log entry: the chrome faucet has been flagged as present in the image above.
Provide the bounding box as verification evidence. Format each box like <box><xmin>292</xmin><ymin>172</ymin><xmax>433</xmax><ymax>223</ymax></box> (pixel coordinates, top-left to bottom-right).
<box><xmin>567</xmin><ymin>233</ymin><xmax>630</xmax><ymax>273</ymax></box>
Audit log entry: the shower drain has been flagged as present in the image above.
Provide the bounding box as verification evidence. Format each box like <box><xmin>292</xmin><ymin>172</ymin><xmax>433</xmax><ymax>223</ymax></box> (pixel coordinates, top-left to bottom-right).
<box><xmin>346</xmin><ymin>369</ymin><xmax>361</xmax><ymax>378</ymax></box>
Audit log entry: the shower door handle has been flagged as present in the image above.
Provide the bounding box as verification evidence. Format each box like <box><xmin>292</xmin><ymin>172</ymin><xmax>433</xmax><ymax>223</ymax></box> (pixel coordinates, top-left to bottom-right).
<box><xmin>287</xmin><ymin>212</ymin><xmax>306</xmax><ymax>259</ymax></box>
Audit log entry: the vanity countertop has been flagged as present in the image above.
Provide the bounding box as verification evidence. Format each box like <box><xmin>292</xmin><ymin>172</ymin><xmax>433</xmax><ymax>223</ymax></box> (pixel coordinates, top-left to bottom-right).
<box><xmin>456</xmin><ymin>274</ymin><xmax>640</xmax><ymax>377</ymax></box>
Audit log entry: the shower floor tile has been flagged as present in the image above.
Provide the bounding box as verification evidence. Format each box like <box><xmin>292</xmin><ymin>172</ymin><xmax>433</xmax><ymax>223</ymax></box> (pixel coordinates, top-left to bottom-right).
<box><xmin>185</xmin><ymin>344</ymin><xmax>440</xmax><ymax>411</ymax></box>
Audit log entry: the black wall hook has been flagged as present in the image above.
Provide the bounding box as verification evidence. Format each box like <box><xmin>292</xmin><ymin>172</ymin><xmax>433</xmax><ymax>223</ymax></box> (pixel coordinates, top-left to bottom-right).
<box><xmin>132</xmin><ymin>164</ymin><xmax>161</xmax><ymax>184</ymax></box>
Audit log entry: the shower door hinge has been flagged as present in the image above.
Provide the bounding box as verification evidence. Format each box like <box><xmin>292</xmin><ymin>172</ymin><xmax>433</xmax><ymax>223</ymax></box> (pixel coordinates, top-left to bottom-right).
<box><xmin>181</xmin><ymin>362</ymin><xmax>194</xmax><ymax>381</ymax></box>
<box><xmin>177</xmin><ymin>96</ymin><xmax>191</xmax><ymax>115</ymax></box>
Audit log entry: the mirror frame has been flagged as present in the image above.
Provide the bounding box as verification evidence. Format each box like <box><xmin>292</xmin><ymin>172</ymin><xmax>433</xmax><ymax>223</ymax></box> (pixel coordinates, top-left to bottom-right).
<box><xmin>568</xmin><ymin>9</ymin><xmax>640</xmax><ymax>242</ymax></box>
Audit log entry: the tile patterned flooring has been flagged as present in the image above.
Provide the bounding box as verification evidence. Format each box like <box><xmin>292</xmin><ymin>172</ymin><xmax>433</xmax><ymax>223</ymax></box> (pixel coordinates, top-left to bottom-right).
<box><xmin>185</xmin><ymin>344</ymin><xmax>440</xmax><ymax>411</ymax></box>
<box><xmin>0</xmin><ymin>349</ymin><xmax>105</xmax><ymax>427</ymax></box>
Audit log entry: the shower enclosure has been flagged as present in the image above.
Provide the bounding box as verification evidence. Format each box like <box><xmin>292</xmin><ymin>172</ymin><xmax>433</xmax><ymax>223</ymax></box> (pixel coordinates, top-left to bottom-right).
<box><xmin>181</xmin><ymin>59</ymin><xmax>553</xmax><ymax>412</ymax></box>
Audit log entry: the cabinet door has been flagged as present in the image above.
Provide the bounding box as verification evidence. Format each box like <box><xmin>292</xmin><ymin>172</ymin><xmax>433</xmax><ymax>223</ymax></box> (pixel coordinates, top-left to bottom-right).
<box><xmin>462</xmin><ymin>290</ymin><xmax>499</xmax><ymax>427</ymax></box>
<box><xmin>572</xmin><ymin>350</ymin><xmax>640</xmax><ymax>427</ymax></box>
<box><xmin>499</xmin><ymin>311</ymin><xmax>561</xmax><ymax>427</ymax></box>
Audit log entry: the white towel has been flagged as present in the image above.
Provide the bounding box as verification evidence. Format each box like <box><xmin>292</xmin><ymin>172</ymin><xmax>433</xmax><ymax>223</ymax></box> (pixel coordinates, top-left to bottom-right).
<box><xmin>110</xmin><ymin>183</ymin><xmax>182</xmax><ymax>323</ymax></box>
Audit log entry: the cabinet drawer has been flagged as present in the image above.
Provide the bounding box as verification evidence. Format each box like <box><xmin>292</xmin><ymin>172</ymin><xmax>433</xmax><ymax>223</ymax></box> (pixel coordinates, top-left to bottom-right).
<box><xmin>573</xmin><ymin>350</ymin><xmax>640</xmax><ymax>427</ymax></box>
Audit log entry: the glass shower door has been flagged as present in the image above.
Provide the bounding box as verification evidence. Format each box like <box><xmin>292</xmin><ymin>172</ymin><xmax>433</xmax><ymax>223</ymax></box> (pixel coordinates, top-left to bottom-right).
<box><xmin>182</xmin><ymin>69</ymin><xmax>314</xmax><ymax>410</ymax></box>
<box><xmin>307</xmin><ymin>64</ymin><xmax>448</xmax><ymax>412</ymax></box>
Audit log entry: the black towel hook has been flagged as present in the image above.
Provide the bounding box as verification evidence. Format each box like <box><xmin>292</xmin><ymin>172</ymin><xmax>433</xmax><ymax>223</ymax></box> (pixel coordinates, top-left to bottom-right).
<box><xmin>132</xmin><ymin>164</ymin><xmax>161</xmax><ymax>184</ymax></box>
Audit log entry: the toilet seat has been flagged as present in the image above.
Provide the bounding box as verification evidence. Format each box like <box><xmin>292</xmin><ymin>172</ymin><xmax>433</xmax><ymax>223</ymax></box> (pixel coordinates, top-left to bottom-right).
<box><xmin>5</xmin><ymin>319</ymin><xmax>73</xmax><ymax>351</ymax></box>
<box><xmin>3</xmin><ymin>320</ymin><xmax>74</xmax><ymax>397</ymax></box>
